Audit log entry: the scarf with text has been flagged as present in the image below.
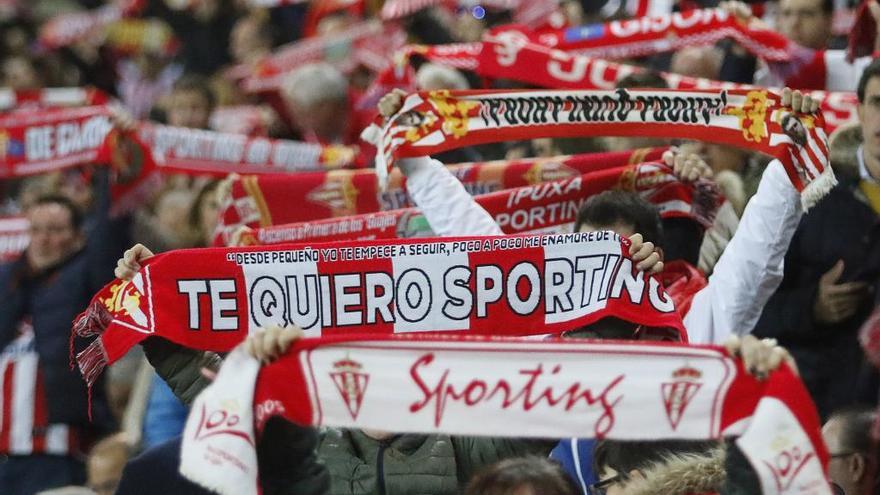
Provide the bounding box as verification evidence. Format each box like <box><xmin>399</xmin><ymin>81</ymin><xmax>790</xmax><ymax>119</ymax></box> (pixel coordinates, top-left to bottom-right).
<box><xmin>365</xmin><ymin>38</ymin><xmax>857</xmax><ymax>132</ymax></box>
<box><xmin>181</xmin><ymin>335</ymin><xmax>831</xmax><ymax>495</ymax></box>
<box><xmin>72</xmin><ymin>232</ymin><xmax>685</xmax><ymax>385</ymax></box>
<box><xmin>366</xmin><ymin>88</ymin><xmax>832</xmax><ymax>210</ymax></box>
<box><xmin>216</xmin><ymin>147</ymin><xmax>665</xmax><ymax>244</ymax></box>
<box><xmin>492</xmin><ymin>8</ymin><xmax>810</xmax><ymax>64</ymax></box>
<box><xmin>38</xmin><ymin>0</ymin><xmax>146</xmax><ymax>49</ymax></box>
<box><xmin>0</xmin><ymin>87</ymin><xmax>110</xmax><ymax>113</ymax></box>
<box><xmin>0</xmin><ymin>108</ymin><xmax>360</xmax><ymax>178</ymax></box>
<box><xmin>243</xmin><ymin>161</ymin><xmax>719</xmax><ymax>245</ymax></box>
<box><xmin>380</xmin><ymin>0</ymin><xmax>561</xmax><ymax>29</ymax></box>
<box><xmin>227</xmin><ymin>20</ymin><xmax>407</xmax><ymax>94</ymax></box>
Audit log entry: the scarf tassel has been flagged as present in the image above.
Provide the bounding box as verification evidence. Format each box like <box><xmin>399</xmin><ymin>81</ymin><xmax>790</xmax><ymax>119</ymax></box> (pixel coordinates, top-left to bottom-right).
<box><xmin>800</xmin><ymin>166</ymin><xmax>837</xmax><ymax>211</ymax></box>
<box><xmin>691</xmin><ymin>179</ymin><xmax>722</xmax><ymax>229</ymax></box>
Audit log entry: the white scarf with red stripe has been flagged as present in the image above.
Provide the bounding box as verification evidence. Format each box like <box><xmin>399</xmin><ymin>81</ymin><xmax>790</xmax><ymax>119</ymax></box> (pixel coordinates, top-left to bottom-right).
<box><xmin>181</xmin><ymin>335</ymin><xmax>832</xmax><ymax>495</ymax></box>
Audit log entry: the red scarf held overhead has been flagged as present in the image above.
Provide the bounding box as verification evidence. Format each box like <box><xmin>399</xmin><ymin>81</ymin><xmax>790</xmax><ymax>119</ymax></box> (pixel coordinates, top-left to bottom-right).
<box><xmin>73</xmin><ymin>232</ymin><xmax>686</xmax><ymax>386</ymax></box>
<box><xmin>38</xmin><ymin>0</ymin><xmax>146</xmax><ymax>49</ymax></box>
<box><xmin>367</xmin><ymin>38</ymin><xmax>857</xmax><ymax>132</ymax></box>
<box><xmin>366</xmin><ymin>88</ymin><xmax>832</xmax><ymax>210</ymax></box>
<box><xmin>0</xmin><ymin>87</ymin><xmax>110</xmax><ymax>113</ymax></box>
<box><xmin>180</xmin><ymin>335</ymin><xmax>831</xmax><ymax>495</ymax></box>
<box><xmin>0</xmin><ymin>108</ymin><xmax>361</xmax><ymax>179</ymax></box>
<box><xmin>215</xmin><ymin>147</ymin><xmax>666</xmax><ymax>245</ymax></box>
<box><xmin>243</xmin><ymin>161</ymin><xmax>720</xmax><ymax>245</ymax></box>
<box><xmin>0</xmin><ymin>217</ymin><xmax>29</xmax><ymax>263</ymax></box>
<box><xmin>493</xmin><ymin>7</ymin><xmax>811</xmax><ymax>64</ymax></box>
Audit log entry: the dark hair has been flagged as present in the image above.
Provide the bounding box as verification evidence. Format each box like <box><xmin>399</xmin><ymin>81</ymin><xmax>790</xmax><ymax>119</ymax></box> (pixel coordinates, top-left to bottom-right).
<box><xmin>188</xmin><ymin>180</ymin><xmax>221</xmax><ymax>246</ymax></box>
<box><xmin>171</xmin><ymin>74</ymin><xmax>216</xmax><ymax>110</ymax></box>
<box><xmin>616</xmin><ymin>71</ymin><xmax>670</xmax><ymax>90</ymax></box>
<box><xmin>821</xmin><ymin>0</ymin><xmax>833</xmax><ymax>14</ymax></box>
<box><xmin>593</xmin><ymin>439</ymin><xmax>718</xmax><ymax>478</ymax></box>
<box><xmin>857</xmin><ymin>58</ymin><xmax>880</xmax><ymax>103</ymax></box>
<box><xmin>828</xmin><ymin>405</ymin><xmax>878</xmax><ymax>458</ymax></box>
<box><xmin>465</xmin><ymin>456</ymin><xmax>579</xmax><ymax>495</ymax></box>
<box><xmin>30</xmin><ymin>194</ymin><xmax>83</xmax><ymax>230</ymax></box>
<box><xmin>574</xmin><ymin>191</ymin><xmax>663</xmax><ymax>248</ymax></box>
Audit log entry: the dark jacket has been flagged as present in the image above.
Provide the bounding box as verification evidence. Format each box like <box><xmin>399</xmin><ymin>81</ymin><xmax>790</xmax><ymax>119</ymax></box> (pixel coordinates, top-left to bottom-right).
<box><xmin>0</xmin><ymin>171</ymin><xmax>119</xmax><ymax>431</ymax></box>
<box><xmin>318</xmin><ymin>429</ymin><xmax>554</xmax><ymax>495</ymax></box>
<box><xmin>753</xmin><ymin>161</ymin><xmax>880</xmax><ymax>419</ymax></box>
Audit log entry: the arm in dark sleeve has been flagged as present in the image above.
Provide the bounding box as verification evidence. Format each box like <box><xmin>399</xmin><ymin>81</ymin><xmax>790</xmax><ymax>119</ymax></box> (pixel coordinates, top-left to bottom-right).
<box><xmin>718</xmin><ymin>41</ymin><xmax>757</xmax><ymax>84</ymax></box>
<box><xmin>0</xmin><ymin>264</ymin><xmax>26</xmax><ymax>350</ymax></box>
<box><xmin>142</xmin><ymin>337</ymin><xmax>222</xmax><ymax>407</ymax></box>
<box><xmin>257</xmin><ymin>417</ymin><xmax>330</xmax><ymax>495</ymax></box>
<box><xmin>85</xmin><ymin>168</ymin><xmax>121</xmax><ymax>292</ymax></box>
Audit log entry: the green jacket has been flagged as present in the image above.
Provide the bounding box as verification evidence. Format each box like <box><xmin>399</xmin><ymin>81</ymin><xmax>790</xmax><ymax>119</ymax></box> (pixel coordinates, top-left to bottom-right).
<box><xmin>318</xmin><ymin>429</ymin><xmax>554</xmax><ymax>495</ymax></box>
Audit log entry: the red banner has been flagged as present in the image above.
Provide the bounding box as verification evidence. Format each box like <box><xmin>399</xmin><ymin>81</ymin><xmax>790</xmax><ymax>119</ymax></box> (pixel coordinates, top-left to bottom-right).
<box><xmin>0</xmin><ymin>217</ymin><xmax>28</xmax><ymax>263</ymax></box>
<box><xmin>0</xmin><ymin>106</ymin><xmax>113</xmax><ymax>177</ymax></box>
<box><xmin>217</xmin><ymin>148</ymin><xmax>665</xmax><ymax>243</ymax></box>
<box><xmin>38</xmin><ymin>0</ymin><xmax>146</xmax><ymax>49</ymax></box>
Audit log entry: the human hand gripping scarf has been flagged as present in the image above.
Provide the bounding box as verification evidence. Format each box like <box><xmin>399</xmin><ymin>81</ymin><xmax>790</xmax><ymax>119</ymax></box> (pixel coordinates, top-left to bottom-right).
<box><xmin>363</xmin><ymin>88</ymin><xmax>833</xmax><ymax>210</ymax></box>
<box><xmin>73</xmin><ymin>232</ymin><xmax>686</xmax><ymax>385</ymax></box>
<box><xmin>179</xmin><ymin>334</ymin><xmax>832</xmax><ymax>495</ymax></box>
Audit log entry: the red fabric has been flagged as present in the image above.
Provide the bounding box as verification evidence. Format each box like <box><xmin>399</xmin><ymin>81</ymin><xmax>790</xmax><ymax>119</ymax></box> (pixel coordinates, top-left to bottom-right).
<box><xmin>247</xmin><ymin>161</ymin><xmax>720</xmax><ymax>245</ymax></box>
<box><xmin>784</xmin><ymin>50</ymin><xmax>828</xmax><ymax>91</ymax></box>
<box><xmin>847</xmin><ymin>1</ymin><xmax>877</xmax><ymax>63</ymax></box>
<box><xmin>492</xmin><ymin>8</ymin><xmax>802</xmax><ymax>63</ymax></box>
<box><xmin>216</xmin><ymin>147</ymin><xmax>667</xmax><ymax>244</ymax></box>
<box><xmin>371</xmin><ymin>39</ymin><xmax>857</xmax><ymax>132</ymax></box>
<box><xmin>38</xmin><ymin>0</ymin><xmax>146</xmax><ymax>49</ymax></box>
<box><xmin>372</xmin><ymin>89</ymin><xmax>830</xmax><ymax>206</ymax></box>
<box><xmin>660</xmin><ymin>260</ymin><xmax>708</xmax><ymax>318</ymax></box>
<box><xmin>73</xmin><ymin>233</ymin><xmax>687</xmax><ymax>386</ymax></box>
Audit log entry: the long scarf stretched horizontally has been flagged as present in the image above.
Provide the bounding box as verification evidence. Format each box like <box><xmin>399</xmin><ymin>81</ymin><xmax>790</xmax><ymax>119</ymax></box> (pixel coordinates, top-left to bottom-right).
<box><xmin>215</xmin><ymin>147</ymin><xmax>665</xmax><ymax>244</ymax></box>
<box><xmin>364</xmin><ymin>88</ymin><xmax>832</xmax><ymax>209</ymax></box>
<box><xmin>492</xmin><ymin>7</ymin><xmax>810</xmax><ymax>64</ymax></box>
<box><xmin>0</xmin><ymin>107</ymin><xmax>359</xmax><ymax>178</ymax></box>
<box><xmin>364</xmin><ymin>38</ymin><xmax>858</xmax><ymax>132</ymax></box>
<box><xmin>73</xmin><ymin>232</ymin><xmax>685</xmax><ymax>385</ymax></box>
<box><xmin>244</xmin><ymin>161</ymin><xmax>720</xmax><ymax>245</ymax></box>
<box><xmin>38</xmin><ymin>0</ymin><xmax>146</xmax><ymax>49</ymax></box>
<box><xmin>181</xmin><ymin>335</ymin><xmax>831</xmax><ymax>495</ymax></box>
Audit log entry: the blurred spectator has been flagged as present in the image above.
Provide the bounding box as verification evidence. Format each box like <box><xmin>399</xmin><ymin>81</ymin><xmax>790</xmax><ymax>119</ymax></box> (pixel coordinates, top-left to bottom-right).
<box><xmin>85</xmin><ymin>434</ymin><xmax>130</xmax><ymax>495</ymax></box>
<box><xmin>465</xmin><ymin>457</ymin><xmax>579</xmax><ymax>495</ymax></box>
<box><xmin>116</xmin><ymin>48</ymin><xmax>183</xmax><ymax>119</ymax></box>
<box><xmin>0</xmin><ymin>175</ymin><xmax>118</xmax><ymax>494</ymax></box>
<box><xmin>669</xmin><ymin>46</ymin><xmax>722</xmax><ymax>80</ymax></box>
<box><xmin>229</xmin><ymin>10</ymin><xmax>276</xmax><ymax>66</ymax></box>
<box><xmin>823</xmin><ymin>405</ymin><xmax>880</xmax><ymax>495</ymax></box>
<box><xmin>415</xmin><ymin>63</ymin><xmax>470</xmax><ymax>91</ymax></box>
<box><xmin>776</xmin><ymin>0</ymin><xmax>833</xmax><ymax>50</ymax></box>
<box><xmin>162</xmin><ymin>74</ymin><xmax>216</xmax><ymax>129</ymax></box>
<box><xmin>282</xmin><ymin>62</ymin><xmax>358</xmax><ymax>145</ymax></box>
<box><xmin>2</xmin><ymin>54</ymin><xmax>44</xmax><ymax>90</ymax></box>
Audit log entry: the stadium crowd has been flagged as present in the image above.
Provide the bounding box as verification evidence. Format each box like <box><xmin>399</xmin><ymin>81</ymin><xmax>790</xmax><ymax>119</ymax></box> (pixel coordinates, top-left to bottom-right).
<box><xmin>1</xmin><ymin>0</ymin><xmax>880</xmax><ymax>494</ymax></box>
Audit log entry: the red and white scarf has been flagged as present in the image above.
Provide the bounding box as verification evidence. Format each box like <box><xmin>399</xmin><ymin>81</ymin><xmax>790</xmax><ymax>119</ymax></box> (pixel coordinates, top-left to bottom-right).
<box><xmin>0</xmin><ymin>108</ymin><xmax>359</xmax><ymax>178</ymax></box>
<box><xmin>495</xmin><ymin>8</ymin><xmax>811</xmax><ymax>64</ymax></box>
<box><xmin>38</xmin><ymin>0</ymin><xmax>146</xmax><ymax>50</ymax></box>
<box><xmin>216</xmin><ymin>147</ymin><xmax>665</xmax><ymax>244</ymax></box>
<box><xmin>365</xmin><ymin>88</ymin><xmax>832</xmax><ymax>209</ymax></box>
<box><xmin>0</xmin><ymin>217</ymin><xmax>28</xmax><ymax>263</ymax></box>
<box><xmin>245</xmin><ymin>161</ymin><xmax>720</xmax><ymax>245</ymax></box>
<box><xmin>181</xmin><ymin>335</ymin><xmax>831</xmax><ymax>495</ymax></box>
<box><xmin>380</xmin><ymin>0</ymin><xmax>560</xmax><ymax>29</ymax></box>
<box><xmin>73</xmin><ymin>233</ymin><xmax>685</xmax><ymax>385</ymax></box>
<box><xmin>367</xmin><ymin>38</ymin><xmax>858</xmax><ymax>132</ymax></box>
<box><xmin>227</xmin><ymin>20</ymin><xmax>407</xmax><ymax>94</ymax></box>
<box><xmin>0</xmin><ymin>87</ymin><xmax>110</xmax><ymax>113</ymax></box>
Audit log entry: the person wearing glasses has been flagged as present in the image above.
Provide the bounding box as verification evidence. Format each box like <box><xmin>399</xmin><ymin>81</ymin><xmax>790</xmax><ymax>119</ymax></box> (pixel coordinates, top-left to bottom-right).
<box><xmin>823</xmin><ymin>405</ymin><xmax>879</xmax><ymax>495</ymax></box>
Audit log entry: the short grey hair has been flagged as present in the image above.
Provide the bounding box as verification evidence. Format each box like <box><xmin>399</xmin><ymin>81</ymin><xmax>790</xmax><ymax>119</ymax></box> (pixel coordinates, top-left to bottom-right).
<box><xmin>282</xmin><ymin>62</ymin><xmax>348</xmax><ymax>108</ymax></box>
<box><xmin>416</xmin><ymin>63</ymin><xmax>470</xmax><ymax>91</ymax></box>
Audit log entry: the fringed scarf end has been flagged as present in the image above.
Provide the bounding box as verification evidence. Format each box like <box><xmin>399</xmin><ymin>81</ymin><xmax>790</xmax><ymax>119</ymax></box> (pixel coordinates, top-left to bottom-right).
<box><xmin>800</xmin><ymin>166</ymin><xmax>837</xmax><ymax>211</ymax></box>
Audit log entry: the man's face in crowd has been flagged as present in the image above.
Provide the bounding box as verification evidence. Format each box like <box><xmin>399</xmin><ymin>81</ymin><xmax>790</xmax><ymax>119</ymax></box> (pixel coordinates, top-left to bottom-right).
<box><xmin>26</xmin><ymin>202</ymin><xmax>82</xmax><ymax>270</ymax></box>
<box><xmin>777</xmin><ymin>0</ymin><xmax>831</xmax><ymax>50</ymax></box>
<box><xmin>230</xmin><ymin>17</ymin><xmax>270</xmax><ymax>64</ymax></box>
<box><xmin>290</xmin><ymin>98</ymin><xmax>349</xmax><ymax>142</ymax></box>
<box><xmin>167</xmin><ymin>89</ymin><xmax>212</xmax><ymax>129</ymax></box>
<box><xmin>823</xmin><ymin>417</ymin><xmax>878</xmax><ymax>495</ymax></box>
<box><xmin>859</xmin><ymin>77</ymin><xmax>880</xmax><ymax>164</ymax></box>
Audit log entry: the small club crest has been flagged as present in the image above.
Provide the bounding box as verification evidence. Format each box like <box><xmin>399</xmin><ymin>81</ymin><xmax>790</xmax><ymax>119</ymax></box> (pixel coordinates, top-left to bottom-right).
<box><xmin>661</xmin><ymin>364</ymin><xmax>703</xmax><ymax>430</ymax></box>
<box><xmin>330</xmin><ymin>355</ymin><xmax>369</xmax><ymax>421</ymax></box>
